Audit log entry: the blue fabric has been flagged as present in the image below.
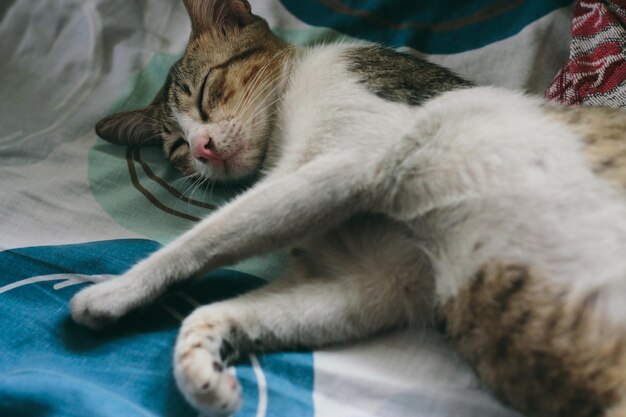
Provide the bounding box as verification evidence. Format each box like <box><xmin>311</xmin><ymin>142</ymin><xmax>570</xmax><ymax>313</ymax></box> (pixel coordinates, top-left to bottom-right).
<box><xmin>279</xmin><ymin>0</ymin><xmax>573</xmax><ymax>54</ymax></box>
<box><xmin>0</xmin><ymin>240</ymin><xmax>314</xmax><ymax>417</ymax></box>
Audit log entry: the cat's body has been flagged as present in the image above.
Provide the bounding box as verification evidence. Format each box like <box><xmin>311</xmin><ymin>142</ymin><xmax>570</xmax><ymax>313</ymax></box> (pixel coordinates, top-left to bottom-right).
<box><xmin>71</xmin><ymin>1</ymin><xmax>626</xmax><ymax>416</ymax></box>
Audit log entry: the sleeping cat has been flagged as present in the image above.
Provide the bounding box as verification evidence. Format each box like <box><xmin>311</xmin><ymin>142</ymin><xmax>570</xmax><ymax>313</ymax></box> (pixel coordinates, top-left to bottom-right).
<box><xmin>71</xmin><ymin>0</ymin><xmax>626</xmax><ymax>416</ymax></box>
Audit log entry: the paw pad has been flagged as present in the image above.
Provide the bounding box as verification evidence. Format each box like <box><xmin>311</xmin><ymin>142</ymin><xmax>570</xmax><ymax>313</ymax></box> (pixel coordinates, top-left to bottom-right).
<box><xmin>174</xmin><ymin>317</ymin><xmax>242</xmax><ymax>416</ymax></box>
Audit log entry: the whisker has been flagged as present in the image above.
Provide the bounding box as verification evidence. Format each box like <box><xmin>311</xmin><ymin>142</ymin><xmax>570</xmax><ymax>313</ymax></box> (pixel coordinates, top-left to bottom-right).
<box><xmin>170</xmin><ymin>173</ymin><xmax>199</xmax><ymax>190</ymax></box>
<box><xmin>237</xmin><ymin>49</ymin><xmax>291</xmax><ymax>122</ymax></box>
<box><xmin>237</xmin><ymin>77</ymin><xmax>280</xmax><ymax>129</ymax></box>
<box><xmin>177</xmin><ymin>175</ymin><xmax>203</xmax><ymax>208</ymax></box>
<box><xmin>201</xmin><ymin>176</ymin><xmax>214</xmax><ymax>205</ymax></box>
<box><xmin>240</xmin><ymin>83</ymin><xmax>283</xmax><ymax>129</ymax></box>
<box><xmin>233</xmin><ymin>48</ymin><xmax>289</xmax><ymax>118</ymax></box>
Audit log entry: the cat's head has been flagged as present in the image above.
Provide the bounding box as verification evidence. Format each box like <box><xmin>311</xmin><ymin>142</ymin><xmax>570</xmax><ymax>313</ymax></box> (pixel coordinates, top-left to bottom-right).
<box><xmin>96</xmin><ymin>0</ymin><xmax>291</xmax><ymax>182</ymax></box>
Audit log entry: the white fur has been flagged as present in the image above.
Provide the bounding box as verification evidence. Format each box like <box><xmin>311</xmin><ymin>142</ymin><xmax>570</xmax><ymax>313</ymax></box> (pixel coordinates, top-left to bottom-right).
<box><xmin>71</xmin><ymin>42</ymin><xmax>626</xmax><ymax>416</ymax></box>
<box><xmin>385</xmin><ymin>87</ymin><xmax>626</xmax><ymax>304</ymax></box>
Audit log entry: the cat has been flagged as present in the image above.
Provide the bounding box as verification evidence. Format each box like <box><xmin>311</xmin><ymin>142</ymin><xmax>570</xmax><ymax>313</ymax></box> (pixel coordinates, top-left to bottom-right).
<box><xmin>70</xmin><ymin>0</ymin><xmax>626</xmax><ymax>416</ymax></box>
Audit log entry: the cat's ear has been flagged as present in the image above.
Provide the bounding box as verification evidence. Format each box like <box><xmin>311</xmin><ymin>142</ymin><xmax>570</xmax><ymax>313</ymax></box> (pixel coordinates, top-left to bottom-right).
<box><xmin>182</xmin><ymin>0</ymin><xmax>255</xmax><ymax>36</ymax></box>
<box><xmin>95</xmin><ymin>105</ymin><xmax>163</xmax><ymax>146</ymax></box>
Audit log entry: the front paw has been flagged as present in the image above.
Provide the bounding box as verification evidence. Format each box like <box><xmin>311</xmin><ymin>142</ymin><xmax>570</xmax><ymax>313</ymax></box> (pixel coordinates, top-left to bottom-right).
<box><xmin>174</xmin><ymin>310</ymin><xmax>242</xmax><ymax>417</ymax></box>
<box><xmin>70</xmin><ymin>280</ymin><xmax>140</xmax><ymax>329</ymax></box>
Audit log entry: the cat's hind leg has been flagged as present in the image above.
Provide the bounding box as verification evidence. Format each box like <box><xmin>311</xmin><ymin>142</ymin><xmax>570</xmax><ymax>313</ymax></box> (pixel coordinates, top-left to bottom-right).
<box><xmin>438</xmin><ymin>261</ymin><xmax>626</xmax><ymax>417</ymax></box>
<box><xmin>174</xmin><ymin>216</ymin><xmax>432</xmax><ymax>416</ymax></box>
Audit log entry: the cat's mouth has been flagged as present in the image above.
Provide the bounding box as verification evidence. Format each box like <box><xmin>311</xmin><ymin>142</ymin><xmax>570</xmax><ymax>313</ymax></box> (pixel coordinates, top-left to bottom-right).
<box><xmin>196</xmin><ymin>152</ymin><xmax>232</xmax><ymax>169</ymax></box>
<box><xmin>194</xmin><ymin>150</ymin><xmax>256</xmax><ymax>182</ymax></box>
<box><xmin>209</xmin><ymin>159</ymin><xmax>229</xmax><ymax>177</ymax></box>
<box><xmin>194</xmin><ymin>157</ymin><xmax>228</xmax><ymax>180</ymax></box>
<box><xmin>197</xmin><ymin>155</ymin><xmax>227</xmax><ymax>164</ymax></box>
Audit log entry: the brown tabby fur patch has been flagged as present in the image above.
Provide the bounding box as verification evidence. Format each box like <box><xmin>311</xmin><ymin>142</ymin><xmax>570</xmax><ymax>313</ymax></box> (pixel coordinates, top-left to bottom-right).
<box><xmin>547</xmin><ymin>106</ymin><xmax>626</xmax><ymax>189</ymax></box>
<box><xmin>437</xmin><ymin>262</ymin><xmax>626</xmax><ymax>417</ymax></box>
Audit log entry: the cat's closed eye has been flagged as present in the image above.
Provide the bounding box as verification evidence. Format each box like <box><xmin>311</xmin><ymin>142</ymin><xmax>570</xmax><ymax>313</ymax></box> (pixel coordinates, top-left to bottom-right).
<box><xmin>197</xmin><ymin>72</ymin><xmax>211</xmax><ymax>122</ymax></box>
<box><xmin>180</xmin><ymin>83</ymin><xmax>192</xmax><ymax>96</ymax></box>
<box><xmin>169</xmin><ymin>137</ymin><xmax>189</xmax><ymax>155</ymax></box>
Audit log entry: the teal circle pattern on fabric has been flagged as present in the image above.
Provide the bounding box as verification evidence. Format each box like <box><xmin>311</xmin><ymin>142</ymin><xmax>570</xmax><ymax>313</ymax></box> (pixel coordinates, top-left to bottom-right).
<box><xmin>279</xmin><ymin>0</ymin><xmax>573</xmax><ymax>54</ymax></box>
<box><xmin>0</xmin><ymin>240</ymin><xmax>314</xmax><ymax>417</ymax></box>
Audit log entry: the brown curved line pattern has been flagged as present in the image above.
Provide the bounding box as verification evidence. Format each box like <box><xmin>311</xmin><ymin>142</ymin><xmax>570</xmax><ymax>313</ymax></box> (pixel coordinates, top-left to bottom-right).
<box><xmin>319</xmin><ymin>0</ymin><xmax>526</xmax><ymax>33</ymax></box>
<box><xmin>132</xmin><ymin>147</ymin><xmax>217</xmax><ymax>210</ymax></box>
<box><xmin>126</xmin><ymin>147</ymin><xmax>201</xmax><ymax>222</ymax></box>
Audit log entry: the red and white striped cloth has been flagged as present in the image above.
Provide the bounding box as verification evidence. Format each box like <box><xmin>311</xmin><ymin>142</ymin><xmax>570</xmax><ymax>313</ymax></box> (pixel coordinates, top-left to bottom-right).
<box><xmin>546</xmin><ymin>0</ymin><xmax>626</xmax><ymax>107</ymax></box>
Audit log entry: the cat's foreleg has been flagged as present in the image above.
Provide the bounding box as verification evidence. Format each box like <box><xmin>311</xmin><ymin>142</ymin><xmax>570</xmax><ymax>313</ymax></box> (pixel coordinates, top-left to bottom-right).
<box><xmin>70</xmin><ymin>155</ymin><xmax>380</xmax><ymax>329</ymax></box>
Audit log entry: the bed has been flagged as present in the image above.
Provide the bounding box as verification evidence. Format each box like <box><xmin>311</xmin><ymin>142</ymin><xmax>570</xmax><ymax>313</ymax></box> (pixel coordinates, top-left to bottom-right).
<box><xmin>0</xmin><ymin>1</ymin><xmax>599</xmax><ymax>416</ymax></box>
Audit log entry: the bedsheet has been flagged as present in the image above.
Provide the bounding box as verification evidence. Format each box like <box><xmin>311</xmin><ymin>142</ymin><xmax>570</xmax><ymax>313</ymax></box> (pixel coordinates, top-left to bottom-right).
<box><xmin>0</xmin><ymin>1</ymin><xmax>574</xmax><ymax>416</ymax></box>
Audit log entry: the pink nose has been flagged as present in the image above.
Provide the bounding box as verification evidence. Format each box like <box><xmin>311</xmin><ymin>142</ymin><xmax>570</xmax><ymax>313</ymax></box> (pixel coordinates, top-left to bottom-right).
<box><xmin>193</xmin><ymin>137</ymin><xmax>225</xmax><ymax>162</ymax></box>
